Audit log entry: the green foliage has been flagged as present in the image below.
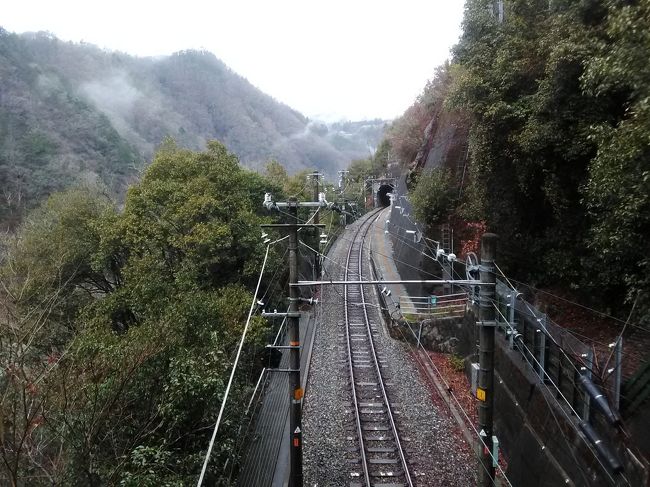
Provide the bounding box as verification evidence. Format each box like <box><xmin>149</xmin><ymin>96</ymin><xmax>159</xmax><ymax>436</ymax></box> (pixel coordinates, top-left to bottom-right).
<box><xmin>449</xmin><ymin>354</ymin><xmax>465</xmax><ymax>373</ymax></box>
<box><xmin>439</xmin><ymin>0</ymin><xmax>650</xmax><ymax>319</ymax></box>
<box><xmin>5</xmin><ymin>188</ymin><xmax>117</xmax><ymax>330</ymax></box>
<box><xmin>410</xmin><ymin>169</ymin><xmax>455</xmax><ymax>226</ymax></box>
<box><xmin>284</xmin><ymin>170</ymin><xmax>313</xmax><ymax>201</ymax></box>
<box><xmin>448</xmin><ymin>0</ymin><xmax>612</xmax><ymax>287</ymax></box>
<box><xmin>264</xmin><ymin>159</ymin><xmax>289</xmax><ymax>184</ymax></box>
<box><xmin>348</xmin><ymin>158</ymin><xmax>373</xmax><ymax>183</ymax></box>
<box><xmin>581</xmin><ymin>0</ymin><xmax>650</xmax><ymax>321</ymax></box>
<box><xmin>1</xmin><ymin>142</ymin><xmax>281</xmax><ymax>484</ymax></box>
<box><xmin>366</xmin><ymin>0</ymin><xmax>649</xmax><ymax>324</ymax></box>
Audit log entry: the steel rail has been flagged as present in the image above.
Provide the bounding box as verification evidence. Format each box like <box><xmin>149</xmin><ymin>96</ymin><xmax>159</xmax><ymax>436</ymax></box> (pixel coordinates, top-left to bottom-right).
<box><xmin>343</xmin><ymin>209</ymin><xmax>413</xmax><ymax>487</ymax></box>
<box><xmin>344</xmin><ymin>216</ymin><xmax>372</xmax><ymax>487</ymax></box>
<box><xmin>358</xmin><ymin>213</ymin><xmax>413</xmax><ymax>487</ymax></box>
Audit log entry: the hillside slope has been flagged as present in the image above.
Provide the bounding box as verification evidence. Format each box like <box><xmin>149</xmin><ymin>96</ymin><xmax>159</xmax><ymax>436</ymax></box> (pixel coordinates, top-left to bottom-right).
<box><xmin>0</xmin><ymin>28</ymin><xmax>385</xmax><ymax>226</ymax></box>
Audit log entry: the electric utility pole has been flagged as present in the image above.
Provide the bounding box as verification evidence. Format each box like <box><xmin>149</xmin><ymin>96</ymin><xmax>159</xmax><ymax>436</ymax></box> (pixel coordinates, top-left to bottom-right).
<box><xmin>477</xmin><ymin>233</ymin><xmax>497</xmax><ymax>486</ymax></box>
<box><xmin>287</xmin><ymin>199</ymin><xmax>302</xmax><ymax>487</ymax></box>
<box><xmin>338</xmin><ymin>170</ymin><xmax>349</xmax><ymax>190</ymax></box>
<box><xmin>262</xmin><ymin>194</ymin><xmax>326</xmax><ymax>487</ymax></box>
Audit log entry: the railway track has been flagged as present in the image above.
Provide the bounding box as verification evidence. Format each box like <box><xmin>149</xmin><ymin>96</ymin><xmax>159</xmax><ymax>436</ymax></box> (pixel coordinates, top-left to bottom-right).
<box><xmin>344</xmin><ymin>210</ymin><xmax>414</xmax><ymax>487</ymax></box>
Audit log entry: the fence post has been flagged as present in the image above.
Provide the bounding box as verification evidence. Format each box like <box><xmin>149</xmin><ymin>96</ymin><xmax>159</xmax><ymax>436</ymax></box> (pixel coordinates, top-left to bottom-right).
<box><xmin>614</xmin><ymin>337</ymin><xmax>623</xmax><ymax>411</ymax></box>
<box><xmin>582</xmin><ymin>350</ymin><xmax>593</xmax><ymax>422</ymax></box>
<box><xmin>538</xmin><ymin>314</ymin><xmax>547</xmax><ymax>381</ymax></box>
<box><xmin>508</xmin><ymin>292</ymin><xmax>517</xmax><ymax>349</ymax></box>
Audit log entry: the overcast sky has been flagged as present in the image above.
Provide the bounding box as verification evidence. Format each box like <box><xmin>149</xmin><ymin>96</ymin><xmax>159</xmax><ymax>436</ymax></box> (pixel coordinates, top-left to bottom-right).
<box><xmin>3</xmin><ymin>0</ymin><xmax>465</xmax><ymax>121</ymax></box>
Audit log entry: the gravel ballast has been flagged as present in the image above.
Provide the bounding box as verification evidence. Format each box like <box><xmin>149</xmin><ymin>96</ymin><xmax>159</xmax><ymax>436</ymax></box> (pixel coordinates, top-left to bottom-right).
<box><xmin>303</xmin><ymin>213</ymin><xmax>477</xmax><ymax>486</ymax></box>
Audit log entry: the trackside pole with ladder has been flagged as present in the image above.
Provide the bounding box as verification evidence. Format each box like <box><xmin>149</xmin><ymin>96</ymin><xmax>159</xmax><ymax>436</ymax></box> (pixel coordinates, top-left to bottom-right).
<box><xmin>287</xmin><ymin>199</ymin><xmax>303</xmax><ymax>487</ymax></box>
<box><xmin>262</xmin><ymin>195</ymin><xmax>326</xmax><ymax>487</ymax></box>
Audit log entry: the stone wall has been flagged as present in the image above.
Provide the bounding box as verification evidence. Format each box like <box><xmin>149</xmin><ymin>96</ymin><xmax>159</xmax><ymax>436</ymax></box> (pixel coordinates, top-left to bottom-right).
<box><xmin>389</xmin><ymin>312</ymin><xmax>474</xmax><ymax>357</ymax></box>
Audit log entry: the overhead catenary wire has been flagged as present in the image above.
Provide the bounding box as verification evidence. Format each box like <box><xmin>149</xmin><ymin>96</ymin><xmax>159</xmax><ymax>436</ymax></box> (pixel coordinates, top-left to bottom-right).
<box><xmin>488</xmin><ymin>286</ymin><xmax>620</xmax><ymax>422</ymax></box>
<box><xmin>299</xmin><ymin>223</ymin><xmax>444</xmax><ymax>283</ymax></box>
<box><xmin>490</xmin><ymin>276</ymin><xmax>636</xmax><ymax>409</ymax></box>
<box><xmin>602</xmin><ymin>293</ymin><xmax>639</xmax><ymax>377</ymax></box>
<box><xmin>505</xmin><ymin>313</ymin><xmax>624</xmax><ymax>485</ymax></box>
<box><xmin>257</xmin><ymin>207</ymin><xmax>321</xmax><ymax>305</ymax></box>
<box><xmin>391</xmin><ymin>214</ymin><xmax>644</xmax><ymax>337</ymax></box>
<box><xmin>197</xmin><ymin>244</ymin><xmax>270</xmax><ymax>486</ymax></box>
<box><xmin>258</xmin><ymin>246</ymin><xmax>289</xmax><ymax>305</ymax></box>
<box><xmin>490</xmin><ymin>301</ymin><xmax>582</xmax><ymax>418</ymax></box>
<box><xmin>264</xmin><ymin>204</ymin><xmax>503</xmax><ymax>479</ymax></box>
<box><xmin>356</xmin><ymin>209</ymin><xmax>626</xmax><ymax>366</ymax></box>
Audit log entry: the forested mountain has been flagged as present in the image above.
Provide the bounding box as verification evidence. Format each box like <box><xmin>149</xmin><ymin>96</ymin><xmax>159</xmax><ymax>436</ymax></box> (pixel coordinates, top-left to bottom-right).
<box><xmin>0</xmin><ymin>28</ymin><xmax>385</xmax><ymax>227</ymax></box>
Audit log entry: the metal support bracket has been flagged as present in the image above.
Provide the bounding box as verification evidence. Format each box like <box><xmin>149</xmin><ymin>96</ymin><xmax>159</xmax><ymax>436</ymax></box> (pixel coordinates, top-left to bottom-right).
<box><xmin>476</xmin><ymin>320</ymin><xmax>498</xmax><ymax>327</ymax></box>
<box><xmin>261</xmin><ymin>311</ymin><xmax>301</xmax><ymax>318</ymax></box>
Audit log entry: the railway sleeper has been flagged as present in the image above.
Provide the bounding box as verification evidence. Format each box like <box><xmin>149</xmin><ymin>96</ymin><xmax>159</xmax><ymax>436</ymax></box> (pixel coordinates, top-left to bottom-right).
<box><xmin>367</xmin><ymin>447</ymin><xmax>397</xmax><ymax>453</ymax></box>
<box><xmin>363</xmin><ymin>434</ymin><xmax>394</xmax><ymax>441</ymax></box>
<box><xmin>350</xmin><ymin>483</ymin><xmax>406</xmax><ymax>487</ymax></box>
<box><xmin>358</xmin><ymin>415</ymin><xmax>388</xmax><ymax>423</ymax></box>
<box><xmin>368</xmin><ymin>458</ymin><xmax>400</xmax><ymax>465</ymax></box>
<box><xmin>369</xmin><ymin>469</ymin><xmax>404</xmax><ymax>477</ymax></box>
<box><xmin>361</xmin><ymin>424</ymin><xmax>390</xmax><ymax>431</ymax></box>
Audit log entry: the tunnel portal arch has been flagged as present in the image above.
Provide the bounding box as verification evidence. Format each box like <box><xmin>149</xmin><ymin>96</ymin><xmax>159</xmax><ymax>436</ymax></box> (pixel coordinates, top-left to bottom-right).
<box><xmin>377</xmin><ymin>184</ymin><xmax>393</xmax><ymax>207</ymax></box>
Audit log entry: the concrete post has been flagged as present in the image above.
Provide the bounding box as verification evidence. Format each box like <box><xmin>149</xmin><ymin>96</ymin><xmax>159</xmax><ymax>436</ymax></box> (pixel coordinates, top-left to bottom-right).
<box><xmin>478</xmin><ymin>233</ymin><xmax>497</xmax><ymax>486</ymax></box>
<box><xmin>614</xmin><ymin>337</ymin><xmax>622</xmax><ymax>410</ymax></box>
<box><xmin>288</xmin><ymin>198</ymin><xmax>303</xmax><ymax>487</ymax></box>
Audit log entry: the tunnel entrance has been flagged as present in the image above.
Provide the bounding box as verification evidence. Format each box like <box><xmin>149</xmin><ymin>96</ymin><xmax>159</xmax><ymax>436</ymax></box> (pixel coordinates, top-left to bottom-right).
<box><xmin>377</xmin><ymin>184</ymin><xmax>393</xmax><ymax>207</ymax></box>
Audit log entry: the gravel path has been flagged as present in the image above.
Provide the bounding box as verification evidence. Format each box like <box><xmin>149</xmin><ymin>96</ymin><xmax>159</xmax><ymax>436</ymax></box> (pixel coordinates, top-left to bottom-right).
<box><xmin>303</xmin><ymin>213</ymin><xmax>477</xmax><ymax>486</ymax></box>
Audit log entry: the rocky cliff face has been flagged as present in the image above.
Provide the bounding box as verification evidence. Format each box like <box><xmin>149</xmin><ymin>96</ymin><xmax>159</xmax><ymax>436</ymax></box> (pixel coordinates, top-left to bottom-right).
<box><xmin>407</xmin><ymin>110</ymin><xmax>469</xmax><ymax>191</ymax></box>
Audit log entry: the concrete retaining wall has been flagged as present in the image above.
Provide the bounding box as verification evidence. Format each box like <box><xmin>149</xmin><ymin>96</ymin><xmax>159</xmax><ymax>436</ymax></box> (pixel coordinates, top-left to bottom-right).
<box><xmin>384</xmin><ymin>301</ymin><xmax>648</xmax><ymax>486</ymax></box>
